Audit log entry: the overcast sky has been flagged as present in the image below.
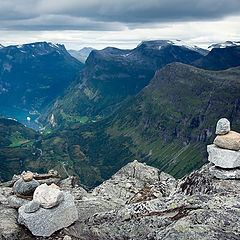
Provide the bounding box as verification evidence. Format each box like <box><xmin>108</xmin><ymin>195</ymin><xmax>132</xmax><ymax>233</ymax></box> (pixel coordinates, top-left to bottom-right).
<box><xmin>0</xmin><ymin>0</ymin><xmax>239</xmax><ymax>50</ymax></box>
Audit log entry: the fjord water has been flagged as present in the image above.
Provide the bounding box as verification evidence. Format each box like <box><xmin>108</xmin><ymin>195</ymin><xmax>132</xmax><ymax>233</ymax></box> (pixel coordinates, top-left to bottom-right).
<box><xmin>0</xmin><ymin>106</ymin><xmax>41</xmax><ymax>130</ymax></box>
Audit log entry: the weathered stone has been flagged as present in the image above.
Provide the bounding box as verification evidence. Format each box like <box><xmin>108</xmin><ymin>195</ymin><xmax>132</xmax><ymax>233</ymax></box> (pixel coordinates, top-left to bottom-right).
<box><xmin>33</xmin><ymin>183</ymin><xmax>64</xmax><ymax>209</ymax></box>
<box><xmin>215</xmin><ymin>118</ymin><xmax>230</xmax><ymax>135</ymax></box>
<box><xmin>214</xmin><ymin>130</ymin><xmax>240</xmax><ymax>150</ymax></box>
<box><xmin>7</xmin><ymin>195</ymin><xmax>30</xmax><ymax>208</ymax></box>
<box><xmin>18</xmin><ymin>192</ymin><xmax>78</xmax><ymax>237</ymax></box>
<box><xmin>13</xmin><ymin>178</ymin><xmax>39</xmax><ymax>196</ymax></box>
<box><xmin>24</xmin><ymin>201</ymin><xmax>40</xmax><ymax>213</ymax></box>
<box><xmin>207</xmin><ymin>144</ymin><xmax>240</xmax><ymax>168</ymax></box>
<box><xmin>209</xmin><ymin>165</ymin><xmax>240</xmax><ymax>179</ymax></box>
<box><xmin>22</xmin><ymin>172</ymin><xmax>34</xmax><ymax>182</ymax></box>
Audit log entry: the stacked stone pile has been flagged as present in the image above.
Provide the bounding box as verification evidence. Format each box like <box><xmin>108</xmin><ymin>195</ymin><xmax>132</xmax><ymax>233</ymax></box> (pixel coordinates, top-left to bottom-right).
<box><xmin>8</xmin><ymin>171</ymin><xmax>39</xmax><ymax>208</ymax></box>
<box><xmin>18</xmin><ymin>183</ymin><xmax>78</xmax><ymax>237</ymax></box>
<box><xmin>207</xmin><ymin>118</ymin><xmax>240</xmax><ymax>179</ymax></box>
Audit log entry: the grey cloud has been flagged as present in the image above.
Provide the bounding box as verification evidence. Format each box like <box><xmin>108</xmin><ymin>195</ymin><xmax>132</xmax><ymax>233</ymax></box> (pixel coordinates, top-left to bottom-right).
<box><xmin>0</xmin><ymin>0</ymin><xmax>239</xmax><ymax>31</ymax></box>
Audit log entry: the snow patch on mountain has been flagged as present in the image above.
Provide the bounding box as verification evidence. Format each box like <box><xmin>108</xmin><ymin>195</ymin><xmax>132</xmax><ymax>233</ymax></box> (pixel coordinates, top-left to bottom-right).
<box><xmin>208</xmin><ymin>41</ymin><xmax>240</xmax><ymax>50</ymax></box>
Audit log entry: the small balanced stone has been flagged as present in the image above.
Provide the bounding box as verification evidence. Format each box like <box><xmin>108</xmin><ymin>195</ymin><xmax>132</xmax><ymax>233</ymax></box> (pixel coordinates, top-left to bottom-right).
<box><xmin>24</xmin><ymin>201</ymin><xmax>40</xmax><ymax>213</ymax></box>
<box><xmin>22</xmin><ymin>172</ymin><xmax>34</xmax><ymax>182</ymax></box>
<box><xmin>215</xmin><ymin>118</ymin><xmax>230</xmax><ymax>135</ymax></box>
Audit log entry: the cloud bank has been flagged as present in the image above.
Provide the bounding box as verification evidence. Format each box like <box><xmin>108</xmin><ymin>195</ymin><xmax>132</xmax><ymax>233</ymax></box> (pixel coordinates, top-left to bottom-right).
<box><xmin>0</xmin><ymin>0</ymin><xmax>240</xmax><ymax>31</ymax></box>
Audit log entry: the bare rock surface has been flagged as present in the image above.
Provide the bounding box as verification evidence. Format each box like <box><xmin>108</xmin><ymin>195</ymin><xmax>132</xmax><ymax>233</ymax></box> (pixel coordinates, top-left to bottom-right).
<box><xmin>215</xmin><ymin>118</ymin><xmax>230</xmax><ymax>135</ymax></box>
<box><xmin>0</xmin><ymin>160</ymin><xmax>239</xmax><ymax>239</ymax></box>
<box><xmin>207</xmin><ymin>144</ymin><xmax>240</xmax><ymax>168</ymax></box>
<box><xmin>33</xmin><ymin>183</ymin><xmax>64</xmax><ymax>209</ymax></box>
<box><xmin>214</xmin><ymin>130</ymin><xmax>240</xmax><ymax>150</ymax></box>
<box><xmin>65</xmin><ymin>163</ymin><xmax>240</xmax><ymax>240</ymax></box>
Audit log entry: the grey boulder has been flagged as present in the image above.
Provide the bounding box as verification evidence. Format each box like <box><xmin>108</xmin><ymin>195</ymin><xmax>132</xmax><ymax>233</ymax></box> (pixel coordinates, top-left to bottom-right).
<box><xmin>207</xmin><ymin>144</ymin><xmax>240</xmax><ymax>168</ymax></box>
<box><xmin>215</xmin><ymin>118</ymin><xmax>230</xmax><ymax>135</ymax></box>
<box><xmin>18</xmin><ymin>192</ymin><xmax>78</xmax><ymax>237</ymax></box>
<box><xmin>13</xmin><ymin>178</ymin><xmax>39</xmax><ymax>196</ymax></box>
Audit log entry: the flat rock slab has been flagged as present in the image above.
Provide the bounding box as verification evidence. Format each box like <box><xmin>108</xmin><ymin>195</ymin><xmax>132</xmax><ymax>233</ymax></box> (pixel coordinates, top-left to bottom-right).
<box><xmin>18</xmin><ymin>192</ymin><xmax>78</xmax><ymax>237</ymax></box>
<box><xmin>207</xmin><ymin>144</ymin><xmax>240</xmax><ymax>168</ymax></box>
<box><xmin>214</xmin><ymin>131</ymin><xmax>240</xmax><ymax>151</ymax></box>
<box><xmin>209</xmin><ymin>165</ymin><xmax>240</xmax><ymax>179</ymax></box>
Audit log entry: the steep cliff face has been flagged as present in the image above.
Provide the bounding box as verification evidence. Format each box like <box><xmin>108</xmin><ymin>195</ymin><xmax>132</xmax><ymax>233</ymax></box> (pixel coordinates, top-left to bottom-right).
<box><xmin>0</xmin><ymin>42</ymin><xmax>83</xmax><ymax>112</ymax></box>
<box><xmin>0</xmin><ymin>161</ymin><xmax>239</xmax><ymax>240</ymax></box>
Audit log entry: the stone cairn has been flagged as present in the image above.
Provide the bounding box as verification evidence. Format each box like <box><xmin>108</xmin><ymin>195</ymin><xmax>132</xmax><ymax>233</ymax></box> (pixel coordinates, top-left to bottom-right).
<box><xmin>6</xmin><ymin>170</ymin><xmax>78</xmax><ymax>237</ymax></box>
<box><xmin>207</xmin><ymin>118</ymin><xmax>240</xmax><ymax>179</ymax></box>
<box><xmin>18</xmin><ymin>182</ymin><xmax>78</xmax><ymax>237</ymax></box>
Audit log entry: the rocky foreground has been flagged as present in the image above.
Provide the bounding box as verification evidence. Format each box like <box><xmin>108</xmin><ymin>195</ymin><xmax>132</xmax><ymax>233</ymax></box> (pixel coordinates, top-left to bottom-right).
<box><xmin>0</xmin><ymin>159</ymin><xmax>239</xmax><ymax>240</ymax></box>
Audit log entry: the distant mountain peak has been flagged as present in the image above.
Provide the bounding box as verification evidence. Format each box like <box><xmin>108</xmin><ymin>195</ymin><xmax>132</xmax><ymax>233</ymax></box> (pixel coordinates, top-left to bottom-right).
<box><xmin>68</xmin><ymin>47</ymin><xmax>95</xmax><ymax>63</ymax></box>
<box><xmin>208</xmin><ymin>41</ymin><xmax>240</xmax><ymax>50</ymax></box>
<box><xmin>138</xmin><ymin>40</ymin><xmax>209</xmax><ymax>56</ymax></box>
<box><xmin>0</xmin><ymin>44</ymin><xmax>4</xmax><ymax>49</ymax></box>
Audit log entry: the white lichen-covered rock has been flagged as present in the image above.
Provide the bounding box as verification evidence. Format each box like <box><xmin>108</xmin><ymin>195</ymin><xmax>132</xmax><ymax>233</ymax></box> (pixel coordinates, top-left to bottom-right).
<box><xmin>215</xmin><ymin>118</ymin><xmax>230</xmax><ymax>135</ymax></box>
<box><xmin>207</xmin><ymin>144</ymin><xmax>240</xmax><ymax>168</ymax></box>
<box><xmin>18</xmin><ymin>192</ymin><xmax>78</xmax><ymax>237</ymax></box>
<box><xmin>214</xmin><ymin>130</ymin><xmax>240</xmax><ymax>151</ymax></box>
<box><xmin>33</xmin><ymin>183</ymin><xmax>64</xmax><ymax>209</ymax></box>
<box><xmin>91</xmin><ymin>160</ymin><xmax>177</xmax><ymax>204</ymax></box>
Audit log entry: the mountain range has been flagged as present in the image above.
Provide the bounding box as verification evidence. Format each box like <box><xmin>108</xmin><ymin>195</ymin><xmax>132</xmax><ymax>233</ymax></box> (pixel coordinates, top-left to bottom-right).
<box><xmin>0</xmin><ymin>39</ymin><xmax>240</xmax><ymax>188</ymax></box>
<box><xmin>40</xmin><ymin>40</ymin><xmax>207</xmax><ymax>127</ymax></box>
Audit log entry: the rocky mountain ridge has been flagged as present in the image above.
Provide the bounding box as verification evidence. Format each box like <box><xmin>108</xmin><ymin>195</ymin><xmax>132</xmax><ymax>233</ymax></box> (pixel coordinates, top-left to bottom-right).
<box><xmin>0</xmin><ymin>158</ymin><xmax>239</xmax><ymax>239</ymax></box>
